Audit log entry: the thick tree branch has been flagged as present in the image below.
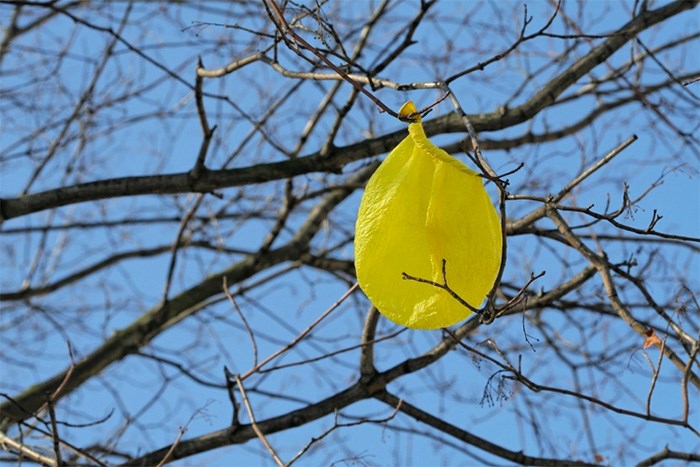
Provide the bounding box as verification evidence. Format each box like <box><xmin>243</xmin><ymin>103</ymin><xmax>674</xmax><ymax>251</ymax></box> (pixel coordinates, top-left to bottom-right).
<box><xmin>375</xmin><ymin>392</ymin><xmax>600</xmax><ymax>466</ymax></box>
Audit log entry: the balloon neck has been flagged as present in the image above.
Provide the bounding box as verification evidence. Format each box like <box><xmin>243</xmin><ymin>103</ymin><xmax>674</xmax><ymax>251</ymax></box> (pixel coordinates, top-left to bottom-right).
<box><xmin>398</xmin><ymin>101</ymin><xmax>421</xmax><ymax>123</ymax></box>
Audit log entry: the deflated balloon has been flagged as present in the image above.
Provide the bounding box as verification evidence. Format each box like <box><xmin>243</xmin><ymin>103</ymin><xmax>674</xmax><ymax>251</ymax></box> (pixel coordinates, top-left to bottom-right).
<box><xmin>354</xmin><ymin>101</ymin><xmax>502</xmax><ymax>329</ymax></box>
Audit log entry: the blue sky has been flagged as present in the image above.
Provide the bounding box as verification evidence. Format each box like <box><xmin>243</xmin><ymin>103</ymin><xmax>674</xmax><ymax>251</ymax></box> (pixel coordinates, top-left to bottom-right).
<box><xmin>1</xmin><ymin>1</ymin><xmax>698</xmax><ymax>465</ymax></box>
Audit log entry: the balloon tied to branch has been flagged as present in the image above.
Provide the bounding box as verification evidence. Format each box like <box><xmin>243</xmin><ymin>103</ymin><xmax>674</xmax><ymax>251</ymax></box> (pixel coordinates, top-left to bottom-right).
<box><xmin>355</xmin><ymin>101</ymin><xmax>502</xmax><ymax>329</ymax></box>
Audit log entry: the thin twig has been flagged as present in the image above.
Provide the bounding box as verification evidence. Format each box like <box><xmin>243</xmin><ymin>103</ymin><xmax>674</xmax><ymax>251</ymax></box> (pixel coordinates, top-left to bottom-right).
<box><xmin>645</xmin><ymin>334</ymin><xmax>667</xmax><ymax>416</ymax></box>
<box><xmin>636</xmin><ymin>446</ymin><xmax>700</xmax><ymax>466</ymax></box>
<box><xmin>35</xmin><ymin>342</ymin><xmax>75</xmax><ymax>417</ymax></box>
<box><xmin>154</xmin><ymin>405</ymin><xmax>210</xmax><ymax>467</ymax></box>
<box><xmin>492</xmin><ymin>271</ymin><xmax>546</xmax><ymax>319</ymax></box>
<box><xmin>240</xmin><ymin>282</ymin><xmax>359</xmax><ymax>380</ymax></box>
<box><xmin>0</xmin><ymin>430</ymin><xmax>56</xmax><ymax>466</ymax></box>
<box><xmin>286</xmin><ymin>400</ymin><xmax>402</xmax><ymax>466</ymax></box>
<box><xmin>257</xmin><ymin>329</ymin><xmax>404</xmax><ymax>374</ymax></box>
<box><xmin>402</xmin><ymin>259</ymin><xmax>480</xmax><ymax>314</ymax></box>
<box><xmin>160</xmin><ymin>195</ymin><xmax>204</xmax><ymax>303</ymax></box>
<box><xmin>234</xmin><ymin>374</ymin><xmax>285</xmax><ymax>467</ymax></box>
<box><xmin>155</xmin><ymin>426</ymin><xmax>187</xmax><ymax>467</ymax></box>
<box><xmin>192</xmin><ymin>56</ymin><xmax>218</xmax><ymax>177</ymax></box>
<box><xmin>223</xmin><ymin>277</ymin><xmax>258</xmax><ymax>368</ymax></box>
<box><xmin>680</xmin><ymin>338</ymin><xmax>699</xmax><ymax>423</ymax></box>
<box><xmin>46</xmin><ymin>396</ymin><xmax>63</xmax><ymax>467</ymax></box>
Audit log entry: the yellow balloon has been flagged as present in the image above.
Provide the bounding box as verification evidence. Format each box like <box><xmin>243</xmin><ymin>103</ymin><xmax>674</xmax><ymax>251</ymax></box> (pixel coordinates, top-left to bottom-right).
<box><xmin>355</xmin><ymin>101</ymin><xmax>502</xmax><ymax>329</ymax></box>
